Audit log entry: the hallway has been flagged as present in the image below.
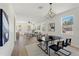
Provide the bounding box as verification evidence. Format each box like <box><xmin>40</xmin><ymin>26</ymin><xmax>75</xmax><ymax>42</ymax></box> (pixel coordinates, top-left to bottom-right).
<box><xmin>11</xmin><ymin>35</ymin><xmax>38</xmax><ymax>56</ymax></box>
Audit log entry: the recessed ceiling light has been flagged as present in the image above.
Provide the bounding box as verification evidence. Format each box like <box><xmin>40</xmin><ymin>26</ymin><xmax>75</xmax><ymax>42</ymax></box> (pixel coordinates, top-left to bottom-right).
<box><xmin>38</xmin><ymin>6</ymin><xmax>43</xmax><ymax>9</ymax></box>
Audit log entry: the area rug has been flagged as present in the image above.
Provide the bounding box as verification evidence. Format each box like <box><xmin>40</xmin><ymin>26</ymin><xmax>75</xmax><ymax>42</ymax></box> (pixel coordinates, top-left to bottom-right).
<box><xmin>25</xmin><ymin>43</ymin><xmax>79</xmax><ymax>56</ymax></box>
<box><xmin>25</xmin><ymin>43</ymin><xmax>48</xmax><ymax>56</ymax></box>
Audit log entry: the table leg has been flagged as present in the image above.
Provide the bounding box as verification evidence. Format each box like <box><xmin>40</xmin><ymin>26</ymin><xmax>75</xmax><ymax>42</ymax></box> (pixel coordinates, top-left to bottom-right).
<box><xmin>45</xmin><ymin>41</ymin><xmax>48</xmax><ymax>54</ymax></box>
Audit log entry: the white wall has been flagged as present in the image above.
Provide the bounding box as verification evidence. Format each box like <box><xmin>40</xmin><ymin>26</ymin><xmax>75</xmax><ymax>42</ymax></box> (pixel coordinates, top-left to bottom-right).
<box><xmin>0</xmin><ymin>4</ymin><xmax>15</xmax><ymax>56</ymax></box>
<box><xmin>54</xmin><ymin>7</ymin><xmax>79</xmax><ymax>48</ymax></box>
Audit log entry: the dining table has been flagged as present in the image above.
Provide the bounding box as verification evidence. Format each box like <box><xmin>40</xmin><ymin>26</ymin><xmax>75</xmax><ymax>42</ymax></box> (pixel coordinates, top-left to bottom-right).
<box><xmin>40</xmin><ymin>35</ymin><xmax>63</xmax><ymax>54</ymax></box>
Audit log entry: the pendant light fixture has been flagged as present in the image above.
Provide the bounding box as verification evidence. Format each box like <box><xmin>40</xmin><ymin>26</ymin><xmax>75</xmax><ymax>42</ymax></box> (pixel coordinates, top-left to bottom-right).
<box><xmin>47</xmin><ymin>3</ymin><xmax>56</xmax><ymax>18</ymax></box>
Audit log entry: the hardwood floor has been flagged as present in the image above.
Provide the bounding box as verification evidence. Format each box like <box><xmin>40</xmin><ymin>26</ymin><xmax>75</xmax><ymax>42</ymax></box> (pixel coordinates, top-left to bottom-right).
<box><xmin>11</xmin><ymin>34</ymin><xmax>79</xmax><ymax>56</ymax></box>
<box><xmin>11</xmin><ymin>35</ymin><xmax>38</xmax><ymax>56</ymax></box>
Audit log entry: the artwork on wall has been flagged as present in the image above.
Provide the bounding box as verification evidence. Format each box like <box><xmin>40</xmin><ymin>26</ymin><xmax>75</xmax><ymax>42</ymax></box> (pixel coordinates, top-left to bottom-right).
<box><xmin>62</xmin><ymin>16</ymin><xmax>73</xmax><ymax>35</ymax></box>
<box><xmin>0</xmin><ymin>9</ymin><xmax>9</xmax><ymax>46</ymax></box>
<box><xmin>49</xmin><ymin>23</ymin><xmax>55</xmax><ymax>32</ymax></box>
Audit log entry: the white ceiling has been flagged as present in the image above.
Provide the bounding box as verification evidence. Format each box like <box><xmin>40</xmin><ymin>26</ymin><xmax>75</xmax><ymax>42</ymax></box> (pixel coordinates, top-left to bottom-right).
<box><xmin>12</xmin><ymin>3</ymin><xmax>79</xmax><ymax>17</ymax></box>
<box><xmin>12</xmin><ymin>3</ymin><xmax>79</xmax><ymax>24</ymax></box>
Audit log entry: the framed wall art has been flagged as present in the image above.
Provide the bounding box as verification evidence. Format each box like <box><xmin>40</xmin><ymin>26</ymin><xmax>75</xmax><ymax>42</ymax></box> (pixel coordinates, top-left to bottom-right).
<box><xmin>49</xmin><ymin>23</ymin><xmax>55</xmax><ymax>32</ymax></box>
<box><xmin>0</xmin><ymin>9</ymin><xmax>9</xmax><ymax>46</ymax></box>
<box><xmin>61</xmin><ymin>16</ymin><xmax>74</xmax><ymax>35</ymax></box>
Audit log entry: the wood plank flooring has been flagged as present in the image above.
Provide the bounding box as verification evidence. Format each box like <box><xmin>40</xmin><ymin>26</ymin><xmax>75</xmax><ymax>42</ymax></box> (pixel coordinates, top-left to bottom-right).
<box><xmin>11</xmin><ymin>34</ymin><xmax>79</xmax><ymax>56</ymax></box>
<box><xmin>11</xmin><ymin>35</ymin><xmax>38</xmax><ymax>56</ymax></box>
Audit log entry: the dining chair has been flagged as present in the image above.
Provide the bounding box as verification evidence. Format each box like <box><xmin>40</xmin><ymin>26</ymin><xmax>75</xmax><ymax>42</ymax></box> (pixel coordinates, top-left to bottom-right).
<box><xmin>64</xmin><ymin>38</ymin><xmax>71</xmax><ymax>47</ymax></box>
<box><xmin>48</xmin><ymin>41</ymin><xmax>64</xmax><ymax>56</ymax></box>
<box><xmin>62</xmin><ymin>38</ymin><xmax>71</xmax><ymax>56</ymax></box>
